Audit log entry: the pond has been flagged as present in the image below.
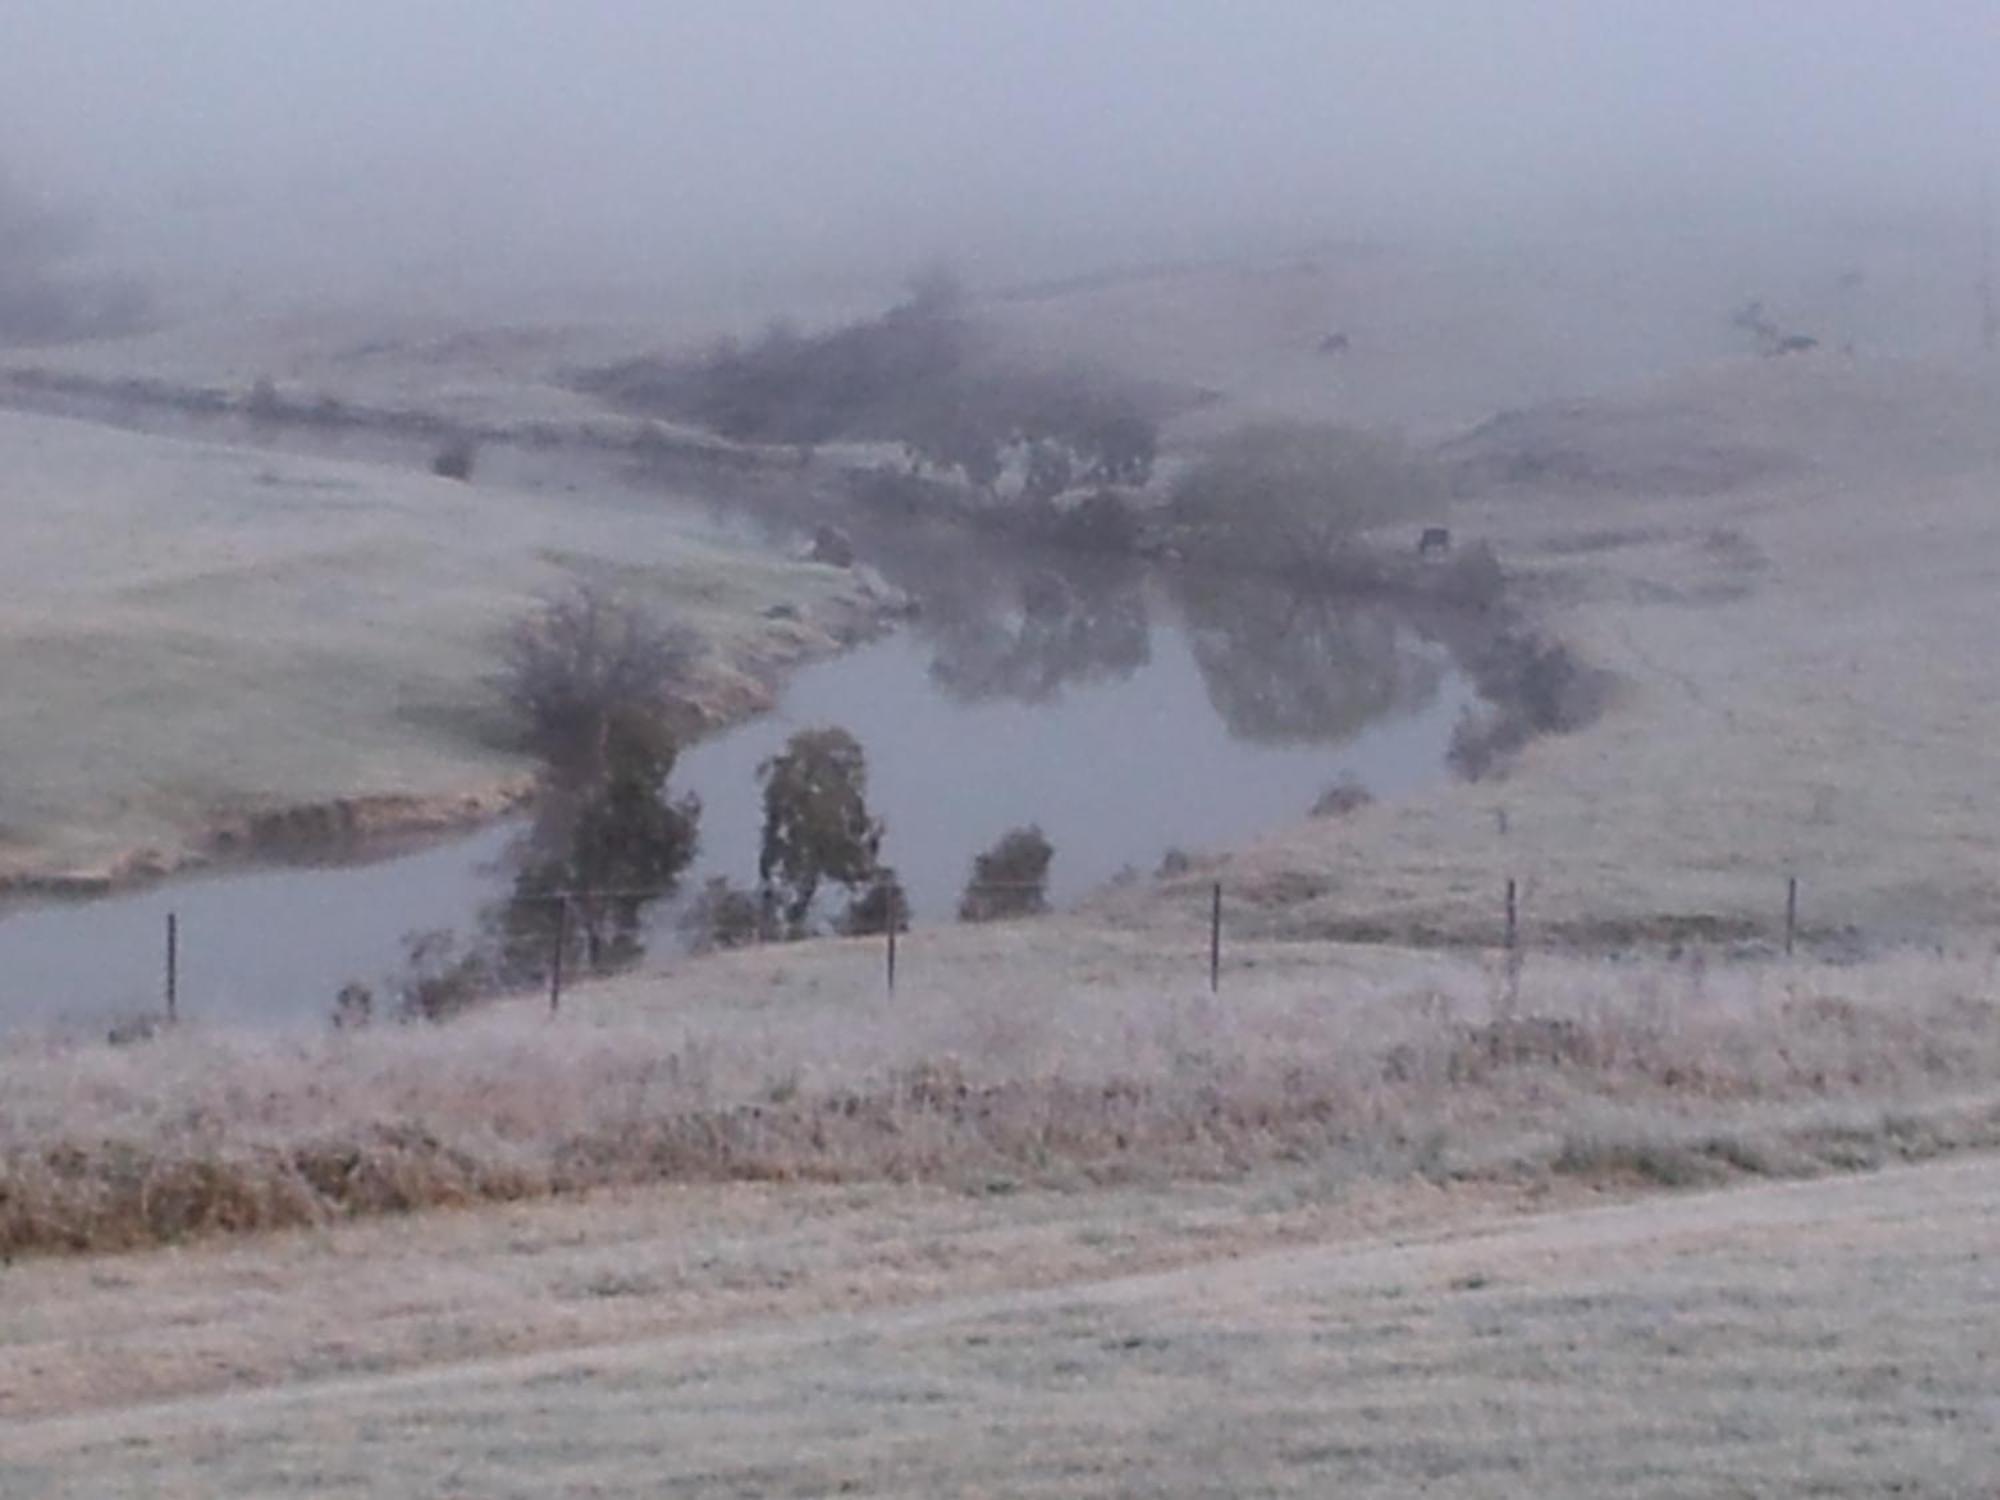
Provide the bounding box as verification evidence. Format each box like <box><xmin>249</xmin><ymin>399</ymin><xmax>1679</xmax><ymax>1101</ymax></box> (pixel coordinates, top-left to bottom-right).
<box><xmin>0</xmin><ymin>541</ymin><xmax>1478</xmax><ymax>1034</ymax></box>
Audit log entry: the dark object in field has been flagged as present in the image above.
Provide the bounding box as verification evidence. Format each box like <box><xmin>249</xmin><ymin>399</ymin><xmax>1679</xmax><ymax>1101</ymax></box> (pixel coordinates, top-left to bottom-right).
<box><xmin>430</xmin><ymin>437</ymin><xmax>477</xmax><ymax>481</ymax></box>
<box><xmin>1418</xmin><ymin>526</ymin><xmax>1452</xmax><ymax>557</ymax></box>
<box><xmin>810</xmin><ymin>524</ymin><xmax>856</xmax><ymax>568</ymax></box>
<box><xmin>332</xmin><ymin>982</ymin><xmax>375</xmax><ymax>1030</ymax></box>
<box><xmin>1310</xmin><ymin>777</ymin><xmax>1374</xmax><ymax>819</ymax></box>
<box><xmin>1728</xmin><ymin>298</ymin><xmax>1820</xmax><ymax>358</ymax></box>
<box><xmin>105</xmin><ymin>1014</ymin><xmax>164</xmax><ymax>1047</ymax></box>
<box><xmin>1317</xmin><ymin>331</ymin><xmax>1350</xmax><ymax>355</ymax></box>
<box><xmin>959</xmin><ymin>825</ymin><xmax>1055</xmax><ymax>923</ymax></box>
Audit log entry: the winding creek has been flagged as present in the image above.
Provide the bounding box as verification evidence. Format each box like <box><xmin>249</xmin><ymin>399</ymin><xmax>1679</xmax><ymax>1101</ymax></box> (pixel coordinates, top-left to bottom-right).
<box><xmin>0</xmin><ymin>400</ymin><xmax>1482</xmax><ymax>1033</ymax></box>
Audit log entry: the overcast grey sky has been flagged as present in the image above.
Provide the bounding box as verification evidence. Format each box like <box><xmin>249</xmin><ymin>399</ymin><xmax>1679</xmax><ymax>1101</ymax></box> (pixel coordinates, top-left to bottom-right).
<box><xmin>2</xmin><ymin>2</ymin><xmax>1995</xmax><ymax>302</ymax></box>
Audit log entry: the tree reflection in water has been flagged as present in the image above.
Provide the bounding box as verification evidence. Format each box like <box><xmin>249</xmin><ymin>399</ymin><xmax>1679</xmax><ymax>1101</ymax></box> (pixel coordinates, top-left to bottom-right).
<box><xmin>1169</xmin><ymin>570</ymin><xmax>1445</xmax><ymax>744</ymax></box>
<box><xmin>842</xmin><ymin>514</ymin><xmax>1448</xmax><ymax>746</ymax></box>
<box><xmin>913</xmin><ymin>552</ymin><xmax>1152</xmax><ymax>707</ymax></box>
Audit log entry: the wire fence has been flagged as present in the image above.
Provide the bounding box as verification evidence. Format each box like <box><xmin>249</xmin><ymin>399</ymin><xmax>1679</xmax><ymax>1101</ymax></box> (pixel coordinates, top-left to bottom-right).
<box><xmin>135</xmin><ymin>871</ymin><xmax>1819</xmax><ymax>1029</ymax></box>
<box><xmin>517</xmin><ymin>877</ymin><xmax>1072</xmax><ymax>1011</ymax></box>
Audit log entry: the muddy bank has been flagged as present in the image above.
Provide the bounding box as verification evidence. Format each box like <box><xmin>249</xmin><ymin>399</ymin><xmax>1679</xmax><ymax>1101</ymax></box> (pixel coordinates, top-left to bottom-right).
<box><xmin>0</xmin><ymin>781</ymin><xmax>534</xmax><ymax>901</ymax></box>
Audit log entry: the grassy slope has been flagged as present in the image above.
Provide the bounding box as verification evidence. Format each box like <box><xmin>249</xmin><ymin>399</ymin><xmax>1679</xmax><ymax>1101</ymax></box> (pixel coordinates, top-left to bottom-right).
<box><xmin>0</xmin><ymin>408</ymin><xmax>883</xmax><ymax>886</ymax></box>
<box><xmin>1103</xmin><ymin>355</ymin><xmax>2000</xmax><ymax>952</ymax></box>
<box><xmin>4</xmin><ymin>1153</ymin><xmax>1994</xmax><ymax>1495</ymax></box>
<box><xmin>985</xmin><ymin>252</ymin><xmax>2000</xmax><ymax>952</ymax></box>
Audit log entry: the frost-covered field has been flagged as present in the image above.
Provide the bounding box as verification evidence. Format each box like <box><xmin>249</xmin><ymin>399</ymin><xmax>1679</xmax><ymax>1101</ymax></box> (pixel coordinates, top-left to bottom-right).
<box><xmin>0</xmin><ymin>407</ymin><xmax>879</xmax><ymax>887</ymax></box>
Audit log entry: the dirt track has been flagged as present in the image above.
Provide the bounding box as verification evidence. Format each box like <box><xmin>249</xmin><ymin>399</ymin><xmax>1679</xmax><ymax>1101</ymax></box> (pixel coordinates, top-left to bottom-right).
<box><xmin>5</xmin><ymin>1155</ymin><xmax>1994</xmax><ymax>1497</ymax></box>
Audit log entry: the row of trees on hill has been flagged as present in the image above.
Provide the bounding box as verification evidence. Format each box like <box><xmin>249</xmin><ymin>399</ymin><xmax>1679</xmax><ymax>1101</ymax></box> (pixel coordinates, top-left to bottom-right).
<box><xmin>575</xmin><ymin>261</ymin><xmax>1516</xmax><ymax>609</ymax></box>
<box><xmin>577</xmin><ymin>270</ymin><xmax>1163</xmax><ymax>521</ymax></box>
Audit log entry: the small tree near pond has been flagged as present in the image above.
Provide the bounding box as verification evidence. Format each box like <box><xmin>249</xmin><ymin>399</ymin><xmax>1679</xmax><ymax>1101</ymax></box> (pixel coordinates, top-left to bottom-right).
<box><xmin>959</xmin><ymin>825</ymin><xmax>1055</xmax><ymax>922</ymax></box>
<box><xmin>757</xmin><ymin>727</ymin><xmax>885</xmax><ymax>936</ymax></box>
<box><xmin>495</xmin><ymin>586</ymin><xmax>702</xmax><ymax>980</ymax></box>
<box><xmin>336</xmin><ymin>586</ymin><xmax>704</xmax><ymax>1018</ymax></box>
<box><xmin>499</xmin><ymin>704</ymin><xmax>700</xmax><ymax>976</ymax></box>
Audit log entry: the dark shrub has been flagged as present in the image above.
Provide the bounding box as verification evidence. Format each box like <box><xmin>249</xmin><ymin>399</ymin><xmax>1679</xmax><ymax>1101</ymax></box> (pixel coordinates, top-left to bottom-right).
<box><xmin>395</xmin><ymin>929</ymin><xmax>492</xmax><ymax>1023</ymax></box>
<box><xmin>332</xmin><ymin>982</ymin><xmax>375</xmax><ymax>1030</ymax></box>
<box><xmin>680</xmin><ymin>877</ymin><xmax>769</xmax><ymax>953</ymax></box>
<box><xmin>431</xmin><ymin>437</ymin><xmax>477</xmax><ymax>481</ymax></box>
<box><xmin>1448</xmin><ymin>632</ymin><xmax>1611</xmax><ymax>780</ymax></box>
<box><xmin>1310</xmin><ymin>776</ymin><xmax>1373</xmax><ymax>819</ymax></box>
<box><xmin>841</xmin><ymin>866</ymin><xmax>911</xmax><ymax>936</ymax></box>
<box><xmin>959</xmin><ymin>825</ymin><xmax>1055</xmax><ymax>922</ymax></box>
<box><xmin>758</xmin><ymin>727</ymin><xmax>885</xmax><ymax>935</ymax></box>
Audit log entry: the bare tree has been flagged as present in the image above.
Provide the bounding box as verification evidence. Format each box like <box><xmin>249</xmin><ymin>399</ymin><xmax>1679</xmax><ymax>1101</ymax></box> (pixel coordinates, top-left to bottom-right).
<box><xmin>499</xmin><ymin>583</ymin><xmax>699</xmax><ymax>783</ymax></box>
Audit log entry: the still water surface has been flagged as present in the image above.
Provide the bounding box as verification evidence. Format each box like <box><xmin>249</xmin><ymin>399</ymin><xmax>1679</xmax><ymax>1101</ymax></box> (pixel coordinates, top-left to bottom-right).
<box><xmin>0</xmin><ymin>535</ymin><xmax>1475</xmax><ymax>1033</ymax></box>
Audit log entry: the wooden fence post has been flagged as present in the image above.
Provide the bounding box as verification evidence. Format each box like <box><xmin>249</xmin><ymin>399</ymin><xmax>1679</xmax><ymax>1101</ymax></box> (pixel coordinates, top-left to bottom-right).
<box><xmin>1503</xmin><ymin>878</ymin><xmax>1523</xmax><ymax>1013</ymax></box>
<box><xmin>1785</xmin><ymin>875</ymin><xmax>1798</xmax><ymax>957</ymax></box>
<box><xmin>165</xmin><ymin>911</ymin><xmax>178</xmax><ymax>1025</ymax></box>
<box><xmin>1209</xmin><ymin>882</ymin><xmax>1222</xmax><ymax>993</ymax></box>
<box><xmin>549</xmin><ymin>897</ymin><xmax>569</xmax><ymax>1014</ymax></box>
<box><xmin>887</xmin><ymin>918</ymin><xmax>898</xmax><ymax>995</ymax></box>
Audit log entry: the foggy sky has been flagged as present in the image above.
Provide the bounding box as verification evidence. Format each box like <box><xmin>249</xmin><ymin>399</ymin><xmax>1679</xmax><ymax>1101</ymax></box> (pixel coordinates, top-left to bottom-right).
<box><xmin>1</xmin><ymin>2</ymin><xmax>1995</xmax><ymax>309</ymax></box>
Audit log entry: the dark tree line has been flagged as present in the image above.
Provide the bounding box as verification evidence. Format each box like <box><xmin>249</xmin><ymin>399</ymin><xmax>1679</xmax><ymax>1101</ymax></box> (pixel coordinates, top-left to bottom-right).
<box><xmin>576</xmin><ymin>271</ymin><xmax>1161</xmax><ymax>509</ymax></box>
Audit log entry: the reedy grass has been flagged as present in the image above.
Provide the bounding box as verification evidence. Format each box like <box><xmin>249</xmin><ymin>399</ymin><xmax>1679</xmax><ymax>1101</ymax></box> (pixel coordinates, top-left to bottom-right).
<box><xmin>4</xmin><ymin>943</ymin><xmax>1996</xmax><ymax>1260</ymax></box>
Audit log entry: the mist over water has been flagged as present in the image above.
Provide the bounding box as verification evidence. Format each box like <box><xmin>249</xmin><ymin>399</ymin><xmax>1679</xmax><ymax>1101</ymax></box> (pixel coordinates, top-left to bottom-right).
<box><xmin>1</xmin><ymin>3</ymin><xmax>1993</xmax><ymax>337</ymax></box>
